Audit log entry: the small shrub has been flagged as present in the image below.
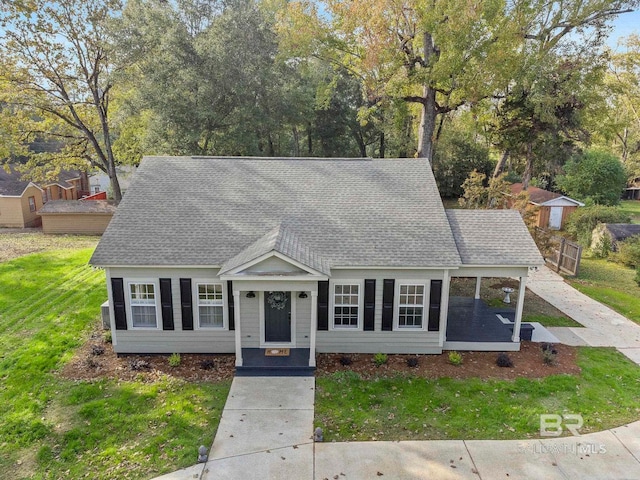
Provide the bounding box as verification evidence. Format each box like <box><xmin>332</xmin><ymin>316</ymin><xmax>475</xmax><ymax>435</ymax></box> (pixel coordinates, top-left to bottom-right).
<box><xmin>103</xmin><ymin>330</ymin><xmax>112</xmax><ymax>344</ymax></box>
<box><xmin>591</xmin><ymin>230</ymin><xmax>612</xmax><ymax>258</ymax></box>
<box><xmin>86</xmin><ymin>358</ymin><xmax>101</xmax><ymax>369</ymax></box>
<box><xmin>200</xmin><ymin>359</ymin><xmax>215</xmax><ymax>370</ymax></box>
<box><xmin>91</xmin><ymin>344</ymin><xmax>105</xmax><ymax>356</ymax></box>
<box><xmin>448</xmin><ymin>351</ymin><xmax>463</xmax><ymax>366</ymax></box>
<box><xmin>406</xmin><ymin>357</ymin><xmax>419</xmax><ymax>368</ymax></box>
<box><xmin>564</xmin><ymin>205</ymin><xmax>630</xmax><ymax>246</ymax></box>
<box><xmin>129</xmin><ymin>358</ymin><xmax>150</xmax><ymax>371</ymax></box>
<box><xmin>496</xmin><ymin>352</ymin><xmax>514</xmax><ymax>368</ymax></box>
<box><xmin>541</xmin><ymin>343</ymin><xmax>558</xmax><ymax>366</ymax></box>
<box><xmin>168</xmin><ymin>353</ymin><xmax>181</xmax><ymax>368</ymax></box>
<box><xmin>339</xmin><ymin>355</ymin><xmax>352</xmax><ymax>366</ymax></box>
<box><xmin>611</xmin><ymin>235</ymin><xmax>640</xmax><ymax>268</ymax></box>
<box><xmin>635</xmin><ymin>267</ymin><xmax>640</xmax><ymax>287</ymax></box>
<box><xmin>373</xmin><ymin>353</ymin><xmax>388</xmax><ymax>367</ymax></box>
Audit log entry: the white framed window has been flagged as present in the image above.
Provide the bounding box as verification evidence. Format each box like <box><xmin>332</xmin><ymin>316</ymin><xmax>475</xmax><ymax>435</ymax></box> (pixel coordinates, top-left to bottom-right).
<box><xmin>196</xmin><ymin>283</ymin><xmax>224</xmax><ymax>328</ymax></box>
<box><xmin>128</xmin><ymin>282</ymin><xmax>159</xmax><ymax>328</ymax></box>
<box><xmin>28</xmin><ymin>196</ymin><xmax>36</xmax><ymax>212</ymax></box>
<box><xmin>397</xmin><ymin>283</ymin><xmax>426</xmax><ymax>329</ymax></box>
<box><xmin>332</xmin><ymin>282</ymin><xmax>361</xmax><ymax>328</ymax></box>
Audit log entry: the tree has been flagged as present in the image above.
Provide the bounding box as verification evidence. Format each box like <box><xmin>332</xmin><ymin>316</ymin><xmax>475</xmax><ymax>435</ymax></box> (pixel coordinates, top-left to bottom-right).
<box><xmin>0</xmin><ymin>0</ymin><xmax>125</xmax><ymax>202</ymax></box>
<box><xmin>556</xmin><ymin>149</ymin><xmax>627</xmax><ymax>205</ymax></box>
<box><xmin>433</xmin><ymin>134</ymin><xmax>493</xmax><ymax>198</ymax></box>
<box><xmin>458</xmin><ymin>171</ymin><xmax>513</xmax><ymax>209</ymax></box>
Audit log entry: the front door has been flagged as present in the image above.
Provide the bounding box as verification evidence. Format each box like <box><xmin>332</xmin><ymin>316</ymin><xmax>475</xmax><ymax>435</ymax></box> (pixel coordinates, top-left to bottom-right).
<box><xmin>264</xmin><ymin>291</ymin><xmax>291</xmax><ymax>343</ymax></box>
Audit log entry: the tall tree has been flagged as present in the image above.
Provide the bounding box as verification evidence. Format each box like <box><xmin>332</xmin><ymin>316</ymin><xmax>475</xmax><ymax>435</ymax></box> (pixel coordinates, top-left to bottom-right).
<box><xmin>0</xmin><ymin>0</ymin><xmax>125</xmax><ymax>201</ymax></box>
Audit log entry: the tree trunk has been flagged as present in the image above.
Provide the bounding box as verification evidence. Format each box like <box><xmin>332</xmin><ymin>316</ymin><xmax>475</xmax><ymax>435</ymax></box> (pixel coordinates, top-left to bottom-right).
<box><xmin>307</xmin><ymin>122</ymin><xmax>313</xmax><ymax>155</ymax></box>
<box><xmin>107</xmin><ymin>161</ymin><xmax>122</xmax><ymax>203</ymax></box>
<box><xmin>416</xmin><ymin>85</ymin><xmax>437</xmax><ymax>162</ymax></box>
<box><xmin>416</xmin><ymin>32</ymin><xmax>438</xmax><ymax>163</ymax></box>
<box><xmin>522</xmin><ymin>143</ymin><xmax>533</xmax><ymax>190</ymax></box>
<box><xmin>292</xmin><ymin>127</ymin><xmax>300</xmax><ymax>157</ymax></box>
<box><xmin>492</xmin><ymin>150</ymin><xmax>510</xmax><ymax>178</ymax></box>
<box><xmin>379</xmin><ymin>132</ymin><xmax>385</xmax><ymax>159</ymax></box>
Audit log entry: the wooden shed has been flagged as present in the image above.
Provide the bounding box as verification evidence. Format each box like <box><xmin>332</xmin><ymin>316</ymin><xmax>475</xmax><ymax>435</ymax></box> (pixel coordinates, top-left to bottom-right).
<box><xmin>38</xmin><ymin>200</ymin><xmax>116</xmax><ymax>235</ymax></box>
<box><xmin>510</xmin><ymin>184</ymin><xmax>584</xmax><ymax>230</ymax></box>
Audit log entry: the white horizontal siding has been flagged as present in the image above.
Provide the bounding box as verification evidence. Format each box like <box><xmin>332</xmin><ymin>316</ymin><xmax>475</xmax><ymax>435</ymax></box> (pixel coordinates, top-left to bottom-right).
<box><xmin>316</xmin><ymin>331</ymin><xmax>441</xmax><ymax>354</ymax></box>
<box><xmin>295</xmin><ymin>295</ymin><xmax>311</xmax><ymax>348</ymax></box>
<box><xmin>114</xmin><ymin>330</ymin><xmax>235</xmax><ymax>354</ymax></box>
<box><xmin>239</xmin><ymin>295</ymin><xmax>260</xmax><ymax>348</ymax></box>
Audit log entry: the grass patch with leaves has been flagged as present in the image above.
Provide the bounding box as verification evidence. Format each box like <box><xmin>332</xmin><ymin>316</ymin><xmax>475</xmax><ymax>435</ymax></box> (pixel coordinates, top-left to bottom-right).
<box><xmin>315</xmin><ymin>347</ymin><xmax>640</xmax><ymax>442</ymax></box>
<box><xmin>566</xmin><ymin>257</ymin><xmax>640</xmax><ymax>324</ymax></box>
<box><xmin>0</xmin><ymin>248</ymin><xmax>229</xmax><ymax>479</ymax></box>
<box><xmin>619</xmin><ymin>200</ymin><xmax>640</xmax><ymax>224</ymax></box>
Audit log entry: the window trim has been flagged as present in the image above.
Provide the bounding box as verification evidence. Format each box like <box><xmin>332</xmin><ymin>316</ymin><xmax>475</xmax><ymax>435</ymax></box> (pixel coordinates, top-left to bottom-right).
<box><xmin>126</xmin><ymin>280</ymin><xmax>161</xmax><ymax>330</ymax></box>
<box><xmin>329</xmin><ymin>279</ymin><xmax>364</xmax><ymax>330</ymax></box>
<box><xmin>193</xmin><ymin>280</ymin><xmax>228</xmax><ymax>330</ymax></box>
<box><xmin>394</xmin><ymin>281</ymin><xmax>428</xmax><ymax>331</ymax></box>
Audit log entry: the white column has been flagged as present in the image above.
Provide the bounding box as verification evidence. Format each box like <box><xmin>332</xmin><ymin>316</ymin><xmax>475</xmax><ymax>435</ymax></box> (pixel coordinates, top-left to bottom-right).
<box><xmin>438</xmin><ymin>270</ymin><xmax>451</xmax><ymax>347</ymax></box>
<box><xmin>309</xmin><ymin>291</ymin><xmax>318</xmax><ymax>367</ymax></box>
<box><xmin>474</xmin><ymin>276</ymin><xmax>482</xmax><ymax>300</ymax></box>
<box><xmin>233</xmin><ymin>290</ymin><xmax>243</xmax><ymax>367</ymax></box>
<box><xmin>511</xmin><ymin>277</ymin><xmax>527</xmax><ymax>342</ymax></box>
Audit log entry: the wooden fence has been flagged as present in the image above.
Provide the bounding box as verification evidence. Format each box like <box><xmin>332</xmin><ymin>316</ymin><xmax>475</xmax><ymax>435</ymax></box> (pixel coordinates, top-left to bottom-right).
<box><xmin>533</xmin><ymin>227</ymin><xmax>583</xmax><ymax>276</ymax></box>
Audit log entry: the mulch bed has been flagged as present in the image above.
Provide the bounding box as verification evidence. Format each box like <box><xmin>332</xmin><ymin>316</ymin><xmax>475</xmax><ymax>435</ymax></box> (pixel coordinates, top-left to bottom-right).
<box><xmin>61</xmin><ymin>328</ymin><xmax>580</xmax><ymax>382</ymax></box>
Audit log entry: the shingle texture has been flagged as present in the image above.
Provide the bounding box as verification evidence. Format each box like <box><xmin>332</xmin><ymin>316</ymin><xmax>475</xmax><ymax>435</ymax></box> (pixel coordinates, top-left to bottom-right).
<box><xmin>605</xmin><ymin>224</ymin><xmax>640</xmax><ymax>242</ymax></box>
<box><xmin>90</xmin><ymin>157</ymin><xmax>462</xmax><ymax>268</ymax></box>
<box><xmin>446</xmin><ymin>209</ymin><xmax>544</xmax><ymax>266</ymax></box>
<box><xmin>219</xmin><ymin>223</ymin><xmax>331</xmax><ymax>275</ymax></box>
<box><xmin>38</xmin><ymin>200</ymin><xmax>117</xmax><ymax>215</ymax></box>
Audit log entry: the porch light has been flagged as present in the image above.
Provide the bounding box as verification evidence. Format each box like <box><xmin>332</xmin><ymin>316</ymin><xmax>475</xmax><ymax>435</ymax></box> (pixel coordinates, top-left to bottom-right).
<box><xmin>502</xmin><ymin>287</ymin><xmax>514</xmax><ymax>304</ymax></box>
<box><xmin>299</xmin><ymin>292</ymin><xmax>308</xmax><ymax>298</ymax></box>
<box><xmin>246</xmin><ymin>291</ymin><xmax>256</xmax><ymax>298</ymax></box>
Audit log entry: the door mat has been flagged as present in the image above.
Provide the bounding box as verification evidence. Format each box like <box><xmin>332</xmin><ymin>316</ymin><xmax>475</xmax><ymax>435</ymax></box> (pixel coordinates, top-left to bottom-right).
<box><xmin>265</xmin><ymin>348</ymin><xmax>290</xmax><ymax>357</ymax></box>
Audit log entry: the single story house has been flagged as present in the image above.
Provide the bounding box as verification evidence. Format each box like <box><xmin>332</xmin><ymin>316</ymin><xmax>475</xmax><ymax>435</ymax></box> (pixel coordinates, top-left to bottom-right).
<box><xmin>0</xmin><ymin>165</ymin><xmax>44</xmax><ymax>228</ymax></box>
<box><xmin>591</xmin><ymin>223</ymin><xmax>640</xmax><ymax>251</ymax></box>
<box><xmin>38</xmin><ymin>199</ymin><xmax>117</xmax><ymax>235</ymax></box>
<box><xmin>90</xmin><ymin>157</ymin><xmax>543</xmax><ymax>372</ymax></box>
<box><xmin>624</xmin><ymin>177</ymin><xmax>640</xmax><ymax>200</ymax></box>
<box><xmin>510</xmin><ymin>183</ymin><xmax>584</xmax><ymax>230</ymax></box>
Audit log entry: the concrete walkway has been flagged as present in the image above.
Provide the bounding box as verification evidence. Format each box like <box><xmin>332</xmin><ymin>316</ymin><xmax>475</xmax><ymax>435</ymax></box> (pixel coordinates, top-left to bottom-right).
<box><xmin>527</xmin><ymin>265</ymin><xmax>640</xmax><ymax>365</ymax></box>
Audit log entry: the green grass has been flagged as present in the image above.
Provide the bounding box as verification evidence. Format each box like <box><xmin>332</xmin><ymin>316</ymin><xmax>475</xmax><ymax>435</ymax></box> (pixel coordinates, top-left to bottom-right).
<box><xmin>619</xmin><ymin>200</ymin><xmax>640</xmax><ymax>224</ymax></box>
<box><xmin>315</xmin><ymin>347</ymin><xmax>640</xmax><ymax>441</ymax></box>
<box><xmin>567</xmin><ymin>257</ymin><xmax>640</xmax><ymax>324</ymax></box>
<box><xmin>0</xmin><ymin>248</ymin><xmax>230</xmax><ymax>479</ymax></box>
<box><xmin>522</xmin><ymin>314</ymin><xmax>583</xmax><ymax>327</ymax></box>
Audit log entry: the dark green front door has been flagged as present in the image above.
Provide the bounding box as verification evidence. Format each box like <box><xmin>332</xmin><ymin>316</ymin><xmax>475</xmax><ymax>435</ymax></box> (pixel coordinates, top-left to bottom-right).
<box><xmin>265</xmin><ymin>291</ymin><xmax>291</xmax><ymax>343</ymax></box>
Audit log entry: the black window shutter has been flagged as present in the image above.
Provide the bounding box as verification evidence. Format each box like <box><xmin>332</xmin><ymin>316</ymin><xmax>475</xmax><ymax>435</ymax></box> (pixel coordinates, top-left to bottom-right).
<box><xmin>180</xmin><ymin>278</ymin><xmax>193</xmax><ymax>330</ymax></box>
<box><xmin>159</xmin><ymin>278</ymin><xmax>174</xmax><ymax>330</ymax></box>
<box><xmin>428</xmin><ymin>280</ymin><xmax>443</xmax><ymax>331</ymax></box>
<box><xmin>111</xmin><ymin>277</ymin><xmax>127</xmax><ymax>330</ymax></box>
<box><xmin>363</xmin><ymin>279</ymin><xmax>376</xmax><ymax>331</ymax></box>
<box><xmin>317</xmin><ymin>280</ymin><xmax>329</xmax><ymax>330</ymax></box>
<box><xmin>227</xmin><ymin>281</ymin><xmax>235</xmax><ymax>330</ymax></box>
<box><xmin>381</xmin><ymin>279</ymin><xmax>395</xmax><ymax>331</ymax></box>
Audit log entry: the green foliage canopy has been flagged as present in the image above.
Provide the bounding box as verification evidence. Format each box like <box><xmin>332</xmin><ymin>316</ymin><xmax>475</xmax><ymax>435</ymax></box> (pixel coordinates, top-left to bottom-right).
<box><xmin>557</xmin><ymin>149</ymin><xmax>627</xmax><ymax>205</ymax></box>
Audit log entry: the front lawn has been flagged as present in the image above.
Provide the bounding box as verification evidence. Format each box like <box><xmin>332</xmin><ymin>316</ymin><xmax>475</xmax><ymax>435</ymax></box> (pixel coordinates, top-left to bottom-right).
<box><xmin>315</xmin><ymin>347</ymin><xmax>640</xmax><ymax>441</ymax></box>
<box><xmin>0</xmin><ymin>248</ymin><xmax>230</xmax><ymax>479</ymax></box>
<box><xmin>567</xmin><ymin>257</ymin><xmax>640</xmax><ymax>324</ymax></box>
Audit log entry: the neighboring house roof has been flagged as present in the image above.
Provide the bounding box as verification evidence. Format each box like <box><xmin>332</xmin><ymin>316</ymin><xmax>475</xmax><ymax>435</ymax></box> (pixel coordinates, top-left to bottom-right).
<box><xmin>602</xmin><ymin>223</ymin><xmax>640</xmax><ymax>242</ymax></box>
<box><xmin>91</xmin><ymin>157</ymin><xmax>463</xmax><ymax>268</ymax></box>
<box><xmin>510</xmin><ymin>183</ymin><xmax>584</xmax><ymax>206</ymax></box>
<box><xmin>0</xmin><ymin>165</ymin><xmax>37</xmax><ymax>196</ymax></box>
<box><xmin>219</xmin><ymin>223</ymin><xmax>331</xmax><ymax>275</ymax></box>
<box><xmin>38</xmin><ymin>200</ymin><xmax>117</xmax><ymax>215</ymax></box>
<box><xmin>446</xmin><ymin>209</ymin><xmax>544</xmax><ymax>266</ymax></box>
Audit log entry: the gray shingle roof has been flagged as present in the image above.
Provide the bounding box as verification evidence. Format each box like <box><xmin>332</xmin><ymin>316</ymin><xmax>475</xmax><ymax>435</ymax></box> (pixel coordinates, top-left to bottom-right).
<box><xmin>90</xmin><ymin>156</ymin><xmax>462</xmax><ymax>268</ymax></box>
<box><xmin>446</xmin><ymin>209</ymin><xmax>544</xmax><ymax>266</ymax></box>
<box><xmin>219</xmin><ymin>223</ymin><xmax>331</xmax><ymax>275</ymax></box>
<box><xmin>604</xmin><ymin>223</ymin><xmax>640</xmax><ymax>242</ymax></box>
<box><xmin>38</xmin><ymin>200</ymin><xmax>117</xmax><ymax>215</ymax></box>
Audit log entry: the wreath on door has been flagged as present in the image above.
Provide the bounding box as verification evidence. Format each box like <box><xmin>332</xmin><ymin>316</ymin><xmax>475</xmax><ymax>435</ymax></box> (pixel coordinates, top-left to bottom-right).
<box><xmin>266</xmin><ymin>291</ymin><xmax>288</xmax><ymax>310</ymax></box>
